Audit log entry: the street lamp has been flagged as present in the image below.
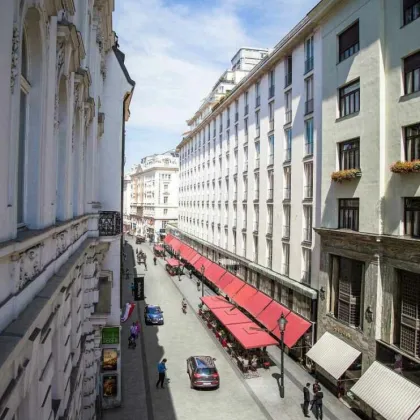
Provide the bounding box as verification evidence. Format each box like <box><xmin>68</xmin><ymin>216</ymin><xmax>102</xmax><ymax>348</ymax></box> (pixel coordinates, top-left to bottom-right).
<box><xmin>177</xmin><ymin>251</ymin><xmax>181</xmax><ymax>282</ymax></box>
<box><xmin>200</xmin><ymin>264</ymin><xmax>205</xmax><ymax>298</ymax></box>
<box><xmin>278</xmin><ymin>313</ymin><xmax>288</xmax><ymax>399</ymax></box>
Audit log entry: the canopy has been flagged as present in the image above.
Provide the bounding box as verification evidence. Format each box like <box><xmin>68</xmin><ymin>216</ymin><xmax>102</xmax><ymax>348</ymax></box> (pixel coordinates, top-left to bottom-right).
<box><xmin>203</xmin><ymin>263</ymin><xmax>226</xmax><ymax>285</ymax></box>
<box><xmin>306</xmin><ymin>332</ymin><xmax>361</xmax><ymax>380</ymax></box>
<box><xmin>256</xmin><ymin>301</ymin><xmax>290</xmax><ymax>332</ymax></box>
<box><xmin>271</xmin><ymin>311</ymin><xmax>311</xmax><ymax>348</ymax></box>
<box><xmin>185</xmin><ymin>250</ymin><xmax>199</xmax><ymax>264</ymax></box>
<box><xmin>222</xmin><ymin>276</ymin><xmax>245</xmax><ymax>298</ymax></box>
<box><xmin>154</xmin><ymin>245</ymin><xmax>164</xmax><ymax>252</ymax></box>
<box><xmin>241</xmin><ymin>291</ymin><xmax>272</xmax><ymax>317</ymax></box>
<box><xmin>211</xmin><ymin>307</ymin><xmax>250</xmax><ymax>325</ymax></box>
<box><xmin>164</xmin><ymin>234</ymin><xmax>173</xmax><ymax>244</ymax></box>
<box><xmin>232</xmin><ymin>284</ymin><xmax>258</xmax><ymax>307</ymax></box>
<box><xmin>193</xmin><ymin>256</ymin><xmax>212</xmax><ymax>271</ymax></box>
<box><xmin>217</xmin><ymin>272</ymin><xmax>236</xmax><ymax>291</ymax></box>
<box><xmin>190</xmin><ymin>253</ymin><xmax>202</xmax><ymax>265</ymax></box>
<box><xmin>200</xmin><ymin>295</ymin><xmax>233</xmax><ymax>310</ymax></box>
<box><xmin>179</xmin><ymin>244</ymin><xmax>193</xmax><ymax>260</ymax></box>
<box><xmin>166</xmin><ymin>258</ymin><xmax>182</xmax><ymax>267</ymax></box>
<box><xmin>225</xmin><ymin>322</ymin><xmax>278</xmax><ymax>349</ymax></box>
<box><xmin>170</xmin><ymin>238</ymin><xmax>182</xmax><ymax>252</ymax></box>
<box><xmin>350</xmin><ymin>361</ymin><xmax>420</xmax><ymax>420</ymax></box>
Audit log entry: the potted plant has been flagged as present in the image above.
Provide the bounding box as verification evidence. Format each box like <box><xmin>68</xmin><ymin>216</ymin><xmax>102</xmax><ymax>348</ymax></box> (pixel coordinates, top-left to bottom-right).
<box><xmin>331</xmin><ymin>169</ymin><xmax>362</xmax><ymax>183</ymax></box>
<box><xmin>390</xmin><ymin>160</ymin><xmax>420</xmax><ymax>174</ymax></box>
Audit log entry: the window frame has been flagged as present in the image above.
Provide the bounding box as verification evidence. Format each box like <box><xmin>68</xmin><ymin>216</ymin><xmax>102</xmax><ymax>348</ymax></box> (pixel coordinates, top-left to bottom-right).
<box><xmin>403</xmin><ymin>0</ymin><xmax>420</xmax><ymax>26</ymax></box>
<box><xmin>338</xmin><ymin>20</ymin><xmax>360</xmax><ymax>63</ymax></box>
<box><xmin>339</xmin><ymin>79</ymin><xmax>360</xmax><ymax>118</ymax></box>
<box><xmin>403</xmin><ymin>51</ymin><xmax>420</xmax><ymax>95</ymax></box>
<box><xmin>338</xmin><ymin>198</ymin><xmax>360</xmax><ymax>231</ymax></box>
<box><xmin>339</xmin><ymin>138</ymin><xmax>360</xmax><ymax>170</ymax></box>
<box><xmin>304</xmin><ymin>119</ymin><xmax>314</xmax><ymax>156</ymax></box>
<box><xmin>404</xmin><ymin>197</ymin><xmax>420</xmax><ymax>238</ymax></box>
<box><xmin>404</xmin><ymin>123</ymin><xmax>420</xmax><ymax>162</ymax></box>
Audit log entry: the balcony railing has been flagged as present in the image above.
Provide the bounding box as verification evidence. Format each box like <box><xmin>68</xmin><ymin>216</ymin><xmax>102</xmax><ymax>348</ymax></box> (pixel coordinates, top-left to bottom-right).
<box><xmin>269</xmin><ymin>85</ymin><xmax>275</xmax><ymax>99</ymax></box>
<box><xmin>98</xmin><ymin>211</ymin><xmax>121</xmax><ymax>236</ymax></box>
<box><xmin>302</xmin><ymin>270</ymin><xmax>311</xmax><ymax>285</ymax></box>
<box><xmin>305</xmin><ymin>57</ymin><xmax>314</xmax><ymax>74</ymax></box>
<box><xmin>282</xmin><ymin>263</ymin><xmax>289</xmax><ymax>276</ymax></box>
<box><xmin>285</xmin><ymin>110</ymin><xmax>292</xmax><ymax>124</ymax></box>
<box><xmin>244</xmin><ymin>104</ymin><xmax>249</xmax><ymax>116</ymax></box>
<box><xmin>267</xmin><ymin>188</ymin><xmax>273</xmax><ymax>200</ymax></box>
<box><xmin>282</xmin><ymin>225</ymin><xmax>290</xmax><ymax>239</ymax></box>
<box><xmin>305</xmin><ymin>141</ymin><xmax>313</xmax><ymax>156</ymax></box>
<box><xmin>269</xmin><ymin>120</ymin><xmax>274</xmax><ymax>132</ymax></box>
<box><xmin>304</xmin><ymin>185</ymin><xmax>313</xmax><ymax>200</ymax></box>
<box><xmin>303</xmin><ymin>228</ymin><xmax>312</xmax><ymax>243</ymax></box>
<box><xmin>267</xmin><ymin>223</ymin><xmax>273</xmax><ymax>234</ymax></box>
<box><xmin>305</xmin><ymin>99</ymin><xmax>314</xmax><ymax>115</ymax></box>
<box><xmin>268</xmin><ymin>154</ymin><xmax>274</xmax><ymax>166</ymax></box>
<box><xmin>284</xmin><ymin>73</ymin><xmax>292</xmax><ymax>88</ymax></box>
<box><xmin>255</xmin><ymin>96</ymin><xmax>261</xmax><ymax>108</ymax></box>
<box><xmin>255</xmin><ymin>158</ymin><xmax>260</xmax><ymax>169</ymax></box>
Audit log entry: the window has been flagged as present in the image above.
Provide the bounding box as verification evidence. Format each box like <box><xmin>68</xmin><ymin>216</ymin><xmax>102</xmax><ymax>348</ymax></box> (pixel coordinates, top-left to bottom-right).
<box><xmin>253</xmin><ymin>236</ymin><xmax>258</xmax><ymax>263</ymax></box>
<box><xmin>339</xmin><ymin>21</ymin><xmax>359</xmax><ymax>62</ymax></box>
<box><xmin>305</xmin><ymin>77</ymin><xmax>314</xmax><ymax>115</ymax></box>
<box><xmin>255</xmin><ymin>141</ymin><xmax>260</xmax><ymax>169</ymax></box>
<box><xmin>244</xmin><ymin>91</ymin><xmax>249</xmax><ymax>115</ymax></box>
<box><xmin>242</xmin><ymin>233</ymin><xmax>247</xmax><ymax>257</ymax></box>
<box><xmin>254</xmin><ymin>173</ymin><xmax>259</xmax><ymax>200</ymax></box>
<box><xmin>164</xmin><ymin>196</ymin><xmax>168</xmax><ymax>204</ymax></box>
<box><xmin>234</xmin><ymin>125</ymin><xmax>238</xmax><ymax>145</ymax></box>
<box><xmin>268</xmin><ymin>69</ymin><xmax>275</xmax><ymax>99</ymax></box>
<box><xmin>255</xmin><ymin>111</ymin><xmax>260</xmax><ymax>137</ymax></box>
<box><xmin>267</xmin><ymin>239</ymin><xmax>273</xmax><ymax>269</ymax></box>
<box><xmin>255</xmin><ymin>81</ymin><xmax>260</xmax><ymax>108</ymax></box>
<box><xmin>282</xmin><ymin>243</ymin><xmax>290</xmax><ymax>276</ymax></box>
<box><xmin>164</xmin><ymin>208</ymin><xmax>168</xmax><ymax>215</ymax></box>
<box><xmin>339</xmin><ymin>79</ymin><xmax>360</xmax><ymax>118</ymax></box>
<box><xmin>267</xmin><ymin>206</ymin><xmax>273</xmax><ymax>234</ymax></box>
<box><xmin>404</xmin><ymin>51</ymin><xmax>420</xmax><ymax>95</ymax></box>
<box><xmin>244</xmin><ymin>146</ymin><xmax>248</xmax><ymax>168</ymax></box>
<box><xmin>304</xmin><ymin>119</ymin><xmax>314</xmax><ymax>156</ymax></box>
<box><xmin>243</xmin><ymin>176</ymin><xmax>248</xmax><ymax>197</ymax></box>
<box><xmin>283</xmin><ymin>167</ymin><xmax>291</xmax><ymax>200</ymax></box>
<box><xmin>284</xmin><ymin>128</ymin><xmax>292</xmax><ymax>162</ymax></box>
<box><xmin>340</xmin><ymin>138</ymin><xmax>360</xmax><ymax>170</ymax></box>
<box><xmin>405</xmin><ymin>123</ymin><xmax>420</xmax><ymax>161</ymax></box>
<box><xmin>243</xmin><ymin>204</ymin><xmax>247</xmax><ymax>228</ymax></box>
<box><xmin>285</xmin><ymin>55</ymin><xmax>292</xmax><ymax>87</ymax></box>
<box><xmin>331</xmin><ymin>256</ymin><xmax>364</xmax><ymax>328</ymax></box>
<box><xmin>235</xmin><ymin>100</ymin><xmax>239</xmax><ymax>122</ymax></box>
<box><xmin>404</xmin><ymin>0</ymin><xmax>420</xmax><ymax>25</ymax></box>
<box><xmin>253</xmin><ymin>204</ymin><xmax>259</xmax><ymax>232</ymax></box>
<box><xmin>268</xmin><ymin>135</ymin><xmax>274</xmax><ymax>166</ymax></box>
<box><xmin>244</xmin><ymin>118</ymin><xmax>249</xmax><ymax>142</ymax></box>
<box><xmin>268</xmin><ymin>172</ymin><xmax>274</xmax><ymax>201</ymax></box>
<box><xmin>227</xmin><ymin>106</ymin><xmax>230</xmax><ymax>128</ymax></box>
<box><xmin>285</xmin><ymin>90</ymin><xmax>292</xmax><ymax>124</ymax></box>
<box><xmin>305</xmin><ymin>36</ymin><xmax>314</xmax><ymax>73</ymax></box>
<box><xmin>339</xmin><ymin>198</ymin><xmax>359</xmax><ymax>231</ymax></box>
<box><xmin>404</xmin><ymin>197</ymin><xmax>420</xmax><ymax>237</ymax></box>
<box><xmin>399</xmin><ymin>270</ymin><xmax>420</xmax><ymax>357</ymax></box>
<box><xmin>303</xmin><ymin>205</ymin><xmax>312</xmax><ymax>243</ymax></box>
<box><xmin>304</xmin><ymin>162</ymin><xmax>313</xmax><ymax>199</ymax></box>
<box><xmin>283</xmin><ymin>205</ymin><xmax>290</xmax><ymax>239</ymax></box>
<box><xmin>302</xmin><ymin>248</ymin><xmax>311</xmax><ymax>284</ymax></box>
<box><xmin>268</xmin><ymin>102</ymin><xmax>274</xmax><ymax>131</ymax></box>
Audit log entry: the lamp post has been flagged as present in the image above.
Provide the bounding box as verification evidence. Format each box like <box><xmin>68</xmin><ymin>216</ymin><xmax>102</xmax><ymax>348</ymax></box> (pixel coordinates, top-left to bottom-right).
<box><xmin>278</xmin><ymin>313</ymin><xmax>288</xmax><ymax>399</ymax></box>
<box><xmin>177</xmin><ymin>251</ymin><xmax>181</xmax><ymax>282</ymax></box>
<box><xmin>200</xmin><ymin>264</ymin><xmax>205</xmax><ymax>298</ymax></box>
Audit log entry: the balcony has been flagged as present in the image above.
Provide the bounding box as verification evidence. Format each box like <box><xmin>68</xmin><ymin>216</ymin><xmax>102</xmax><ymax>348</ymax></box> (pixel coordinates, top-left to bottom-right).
<box><xmin>98</xmin><ymin>211</ymin><xmax>121</xmax><ymax>236</ymax></box>
<box><xmin>282</xmin><ymin>264</ymin><xmax>289</xmax><ymax>277</ymax></box>
<box><xmin>267</xmin><ymin>223</ymin><xmax>273</xmax><ymax>235</ymax></box>
<box><xmin>282</xmin><ymin>225</ymin><xmax>290</xmax><ymax>239</ymax></box>
<box><xmin>267</xmin><ymin>188</ymin><xmax>273</xmax><ymax>201</ymax></box>
<box><xmin>255</xmin><ymin>96</ymin><xmax>261</xmax><ymax>108</ymax></box>
<box><xmin>268</xmin><ymin>154</ymin><xmax>274</xmax><ymax>167</ymax></box>
<box><xmin>244</xmin><ymin>104</ymin><xmax>249</xmax><ymax>116</ymax></box>
<box><xmin>255</xmin><ymin>158</ymin><xmax>260</xmax><ymax>170</ymax></box>
<box><xmin>285</xmin><ymin>110</ymin><xmax>292</xmax><ymax>124</ymax></box>
<box><xmin>284</xmin><ymin>73</ymin><xmax>292</xmax><ymax>88</ymax></box>
<box><xmin>303</xmin><ymin>228</ymin><xmax>312</xmax><ymax>243</ymax></box>
<box><xmin>304</xmin><ymin>185</ymin><xmax>313</xmax><ymax>200</ymax></box>
<box><xmin>269</xmin><ymin>85</ymin><xmax>275</xmax><ymax>99</ymax></box>
<box><xmin>305</xmin><ymin>57</ymin><xmax>314</xmax><ymax>74</ymax></box>
<box><xmin>253</xmin><ymin>222</ymin><xmax>259</xmax><ymax>232</ymax></box>
<box><xmin>301</xmin><ymin>270</ymin><xmax>311</xmax><ymax>285</ymax></box>
<box><xmin>305</xmin><ymin>99</ymin><xmax>314</xmax><ymax>115</ymax></box>
<box><xmin>269</xmin><ymin>120</ymin><xmax>274</xmax><ymax>132</ymax></box>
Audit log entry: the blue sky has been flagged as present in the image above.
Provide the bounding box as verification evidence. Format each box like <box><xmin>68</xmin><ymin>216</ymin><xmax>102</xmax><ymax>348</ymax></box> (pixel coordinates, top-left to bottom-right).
<box><xmin>113</xmin><ymin>0</ymin><xmax>320</xmax><ymax>171</ymax></box>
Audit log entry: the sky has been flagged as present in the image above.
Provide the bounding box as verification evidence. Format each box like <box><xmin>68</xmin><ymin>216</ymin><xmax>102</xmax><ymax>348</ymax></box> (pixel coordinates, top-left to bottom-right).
<box><xmin>113</xmin><ymin>0</ymin><xmax>320</xmax><ymax>171</ymax></box>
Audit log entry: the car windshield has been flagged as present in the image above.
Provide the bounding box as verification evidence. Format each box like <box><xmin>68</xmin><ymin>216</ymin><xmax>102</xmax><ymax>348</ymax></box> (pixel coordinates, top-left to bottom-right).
<box><xmin>148</xmin><ymin>307</ymin><xmax>161</xmax><ymax>314</ymax></box>
<box><xmin>197</xmin><ymin>368</ymin><xmax>217</xmax><ymax>375</ymax></box>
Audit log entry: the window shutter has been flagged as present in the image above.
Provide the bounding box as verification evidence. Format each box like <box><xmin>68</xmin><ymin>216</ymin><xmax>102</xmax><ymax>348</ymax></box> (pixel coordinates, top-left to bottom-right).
<box><xmin>404</xmin><ymin>51</ymin><xmax>420</xmax><ymax>74</ymax></box>
<box><xmin>339</xmin><ymin>21</ymin><xmax>359</xmax><ymax>53</ymax></box>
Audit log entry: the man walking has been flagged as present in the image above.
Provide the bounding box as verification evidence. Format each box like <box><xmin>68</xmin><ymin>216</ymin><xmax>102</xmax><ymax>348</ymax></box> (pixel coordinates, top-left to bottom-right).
<box><xmin>313</xmin><ymin>386</ymin><xmax>324</xmax><ymax>420</ymax></box>
<box><xmin>156</xmin><ymin>358</ymin><xmax>167</xmax><ymax>389</ymax></box>
<box><xmin>130</xmin><ymin>282</ymin><xmax>135</xmax><ymax>297</ymax></box>
<box><xmin>303</xmin><ymin>382</ymin><xmax>311</xmax><ymax>417</ymax></box>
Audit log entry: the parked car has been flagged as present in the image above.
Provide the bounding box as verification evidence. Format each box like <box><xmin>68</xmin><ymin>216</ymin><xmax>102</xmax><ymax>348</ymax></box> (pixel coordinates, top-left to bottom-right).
<box><xmin>186</xmin><ymin>356</ymin><xmax>219</xmax><ymax>389</ymax></box>
<box><xmin>144</xmin><ymin>305</ymin><xmax>164</xmax><ymax>325</ymax></box>
<box><xmin>136</xmin><ymin>236</ymin><xmax>146</xmax><ymax>244</ymax></box>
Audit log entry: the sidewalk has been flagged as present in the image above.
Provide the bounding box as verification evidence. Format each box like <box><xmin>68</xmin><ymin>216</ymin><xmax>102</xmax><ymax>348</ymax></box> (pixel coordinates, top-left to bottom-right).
<box><xmin>150</xmin><ymin>246</ymin><xmax>359</xmax><ymax>420</ymax></box>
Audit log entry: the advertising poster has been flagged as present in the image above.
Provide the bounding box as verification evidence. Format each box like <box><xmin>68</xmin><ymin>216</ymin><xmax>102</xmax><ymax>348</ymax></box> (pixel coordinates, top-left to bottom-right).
<box><xmin>102</xmin><ymin>349</ymin><xmax>118</xmax><ymax>371</ymax></box>
<box><xmin>103</xmin><ymin>375</ymin><xmax>118</xmax><ymax>397</ymax></box>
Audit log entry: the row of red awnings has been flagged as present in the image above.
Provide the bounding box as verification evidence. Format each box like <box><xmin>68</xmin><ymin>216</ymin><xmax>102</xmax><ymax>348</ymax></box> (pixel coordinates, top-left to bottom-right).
<box><xmin>164</xmin><ymin>234</ymin><xmax>312</xmax><ymax>348</ymax></box>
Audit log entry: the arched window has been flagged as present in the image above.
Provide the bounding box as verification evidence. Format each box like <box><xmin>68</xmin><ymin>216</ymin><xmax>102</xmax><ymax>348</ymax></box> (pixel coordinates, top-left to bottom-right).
<box><xmin>17</xmin><ymin>29</ymin><xmax>30</xmax><ymax>225</ymax></box>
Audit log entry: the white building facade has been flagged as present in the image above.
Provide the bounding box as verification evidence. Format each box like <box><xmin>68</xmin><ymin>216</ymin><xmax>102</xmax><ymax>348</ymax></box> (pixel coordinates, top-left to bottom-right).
<box><xmin>130</xmin><ymin>152</ymin><xmax>179</xmax><ymax>241</ymax></box>
<box><xmin>0</xmin><ymin>1</ymin><xmax>134</xmax><ymax>420</ymax></box>
<box><xmin>177</xmin><ymin>30</ymin><xmax>323</xmax><ymax>356</ymax></box>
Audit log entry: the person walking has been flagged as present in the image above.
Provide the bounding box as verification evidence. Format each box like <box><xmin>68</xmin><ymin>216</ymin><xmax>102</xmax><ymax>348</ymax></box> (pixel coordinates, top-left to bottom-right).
<box><xmin>303</xmin><ymin>382</ymin><xmax>311</xmax><ymax>417</ymax></box>
<box><xmin>311</xmin><ymin>380</ymin><xmax>320</xmax><ymax>409</ymax></box>
<box><xmin>130</xmin><ymin>282</ymin><xmax>135</xmax><ymax>298</ymax></box>
<box><xmin>130</xmin><ymin>322</ymin><xmax>137</xmax><ymax>339</ymax></box>
<box><xmin>156</xmin><ymin>358</ymin><xmax>167</xmax><ymax>389</ymax></box>
<box><xmin>135</xmin><ymin>321</ymin><xmax>140</xmax><ymax>338</ymax></box>
<box><xmin>313</xmin><ymin>386</ymin><xmax>324</xmax><ymax>420</ymax></box>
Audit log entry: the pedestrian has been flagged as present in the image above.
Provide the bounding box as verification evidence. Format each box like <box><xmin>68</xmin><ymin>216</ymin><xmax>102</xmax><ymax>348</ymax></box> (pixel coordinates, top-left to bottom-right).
<box><xmin>156</xmin><ymin>358</ymin><xmax>167</xmax><ymax>389</ymax></box>
<box><xmin>313</xmin><ymin>386</ymin><xmax>324</xmax><ymax>420</ymax></box>
<box><xmin>303</xmin><ymin>382</ymin><xmax>311</xmax><ymax>417</ymax></box>
<box><xmin>130</xmin><ymin>282</ymin><xmax>135</xmax><ymax>297</ymax></box>
<box><xmin>130</xmin><ymin>322</ymin><xmax>137</xmax><ymax>339</ymax></box>
<box><xmin>135</xmin><ymin>320</ymin><xmax>140</xmax><ymax>338</ymax></box>
<box><xmin>189</xmin><ymin>269</ymin><xmax>193</xmax><ymax>279</ymax></box>
<box><xmin>311</xmin><ymin>379</ymin><xmax>320</xmax><ymax>409</ymax></box>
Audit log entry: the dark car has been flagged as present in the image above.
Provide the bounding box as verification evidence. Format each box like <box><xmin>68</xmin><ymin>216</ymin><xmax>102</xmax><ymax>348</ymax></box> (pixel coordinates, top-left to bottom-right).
<box><xmin>136</xmin><ymin>236</ymin><xmax>146</xmax><ymax>244</ymax></box>
<box><xmin>186</xmin><ymin>356</ymin><xmax>220</xmax><ymax>389</ymax></box>
<box><xmin>144</xmin><ymin>305</ymin><xmax>164</xmax><ymax>325</ymax></box>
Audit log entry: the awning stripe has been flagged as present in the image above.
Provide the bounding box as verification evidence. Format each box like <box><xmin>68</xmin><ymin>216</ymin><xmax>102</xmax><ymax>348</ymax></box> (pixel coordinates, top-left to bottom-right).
<box><xmin>306</xmin><ymin>332</ymin><xmax>361</xmax><ymax>380</ymax></box>
<box><xmin>350</xmin><ymin>361</ymin><xmax>420</xmax><ymax>420</ymax></box>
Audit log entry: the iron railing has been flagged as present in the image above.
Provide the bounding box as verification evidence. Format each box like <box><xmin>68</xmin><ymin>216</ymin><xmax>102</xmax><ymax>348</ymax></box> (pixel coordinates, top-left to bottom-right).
<box><xmin>98</xmin><ymin>211</ymin><xmax>121</xmax><ymax>236</ymax></box>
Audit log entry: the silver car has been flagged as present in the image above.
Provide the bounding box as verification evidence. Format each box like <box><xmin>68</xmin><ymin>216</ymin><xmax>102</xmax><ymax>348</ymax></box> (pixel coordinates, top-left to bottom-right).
<box><xmin>186</xmin><ymin>356</ymin><xmax>220</xmax><ymax>389</ymax></box>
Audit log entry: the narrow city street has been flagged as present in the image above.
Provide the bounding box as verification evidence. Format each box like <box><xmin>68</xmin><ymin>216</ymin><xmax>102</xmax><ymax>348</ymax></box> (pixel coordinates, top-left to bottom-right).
<box><xmin>104</xmin><ymin>237</ymin><xmax>361</xmax><ymax>420</ymax></box>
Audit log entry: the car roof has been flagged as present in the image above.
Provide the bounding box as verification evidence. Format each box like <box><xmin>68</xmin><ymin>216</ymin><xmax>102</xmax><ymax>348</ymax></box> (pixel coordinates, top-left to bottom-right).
<box><xmin>146</xmin><ymin>305</ymin><xmax>161</xmax><ymax>310</ymax></box>
<box><xmin>191</xmin><ymin>356</ymin><xmax>216</xmax><ymax>368</ymax></box>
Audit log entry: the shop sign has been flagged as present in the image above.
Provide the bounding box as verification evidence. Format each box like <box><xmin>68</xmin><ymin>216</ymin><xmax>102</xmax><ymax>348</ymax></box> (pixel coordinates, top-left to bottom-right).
<box><xmin>102</xmin><ymin>327</ymin><xmax>120</xmax><ymax>345</ymax></box>
<box><xmin>102</xmin><ymin>349</ymin><xmax>118</xmax><ymax>371</ymax></box>
<box><xmin>332</xmin><ymin>326</ymin><xmax>352</xmax><ymax>340</ymax></box>
<box><xmin>103</xmin><ymin>375</ymin><xmax>118</xmax><ymax>397</ymax></box>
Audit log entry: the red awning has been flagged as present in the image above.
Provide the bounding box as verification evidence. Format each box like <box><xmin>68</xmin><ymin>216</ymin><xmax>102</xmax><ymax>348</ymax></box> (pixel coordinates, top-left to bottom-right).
<box><xmin>154</xmin><ymin>245</ymin><xmax>164</xmax><ymax>252</ymax></box>
<box><xmin>190</xmin><ymin>253</ymin><xmax>201</xmax><ymax>265</ymax></box>
<box><xmin>186</xmin><ymin>250</ymin><xmax>199</xmax><ymax>263</ymax></box>
<box><xmin>170</xmin><ymin>238</ymin><xmax>182</xmax><ymax>252</ymax></box>
<box><xmin>166</xmin><ymin>258</ymin><xmax>182</xmax><ymax>267</ymax></box>
<box><xmin>164</xmin><ymin>235</ymin><xmax>173</xmax><ymax>244</ymax></box>
<box><xmin>271</xmin><ymin>311</ymin><xmax>312</xmax><ymax>348</ymax></box>
<box><xmin>179</xmin><ymin>244</ymin><xmax>193</xmax><ymax>260</ymax></box>
<box><xmin>217</xmin><ymin>272</ymin><xmax>235</xmax><ymax>290</ymax></box>
<box><xmin>241</xmin><ymin>291</ymin><xmax>272</xmax><ymax>317</ymax></box>
<box><xmin>200</xmin><ymin>296</ymin><xmax>233</xmax><ymax>310</ymax></box>
<box><xmin>232</xmin><ymin>284</ymin><xmax>258</xmax><ymax>307</ymax></box>
<box><xmin>221</xmin><ymin>275</ymin><xmax>245</xmax><ymax>298</ymax></box>
<box><xmin>256</xmin><ymin>301</ymin><xmax>290</xmax><ymax>332</ymax></box>
<box><xmin>225</xmin><ymin>322</ymin><xmax>278</xmax><ymax>349</ymax></box>
<box><xmin>193</xmin><ymin>256</ymin><xmax>212</xmax><ymax>271</ymax></box>
<box><xmin>203</xmin><ymin>263</ymin><xmax>226</xmax><ymax>285</ymax></box>
<box><xmin>211</xmin><ymin>307</ymin><xmax>250</xmax><ymax>325</ymax></box>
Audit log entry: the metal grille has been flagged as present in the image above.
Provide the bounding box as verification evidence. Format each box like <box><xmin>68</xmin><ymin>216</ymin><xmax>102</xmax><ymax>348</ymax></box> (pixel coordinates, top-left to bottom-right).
<box><xmin>400</xmin><ymin>325</ymin><xmax>418</xmax><ymax>356</ymax></box>
<box><xmin>98</xmin><ymin>212</ymin><xmax>121</xmax><ymax>236</ymax></box>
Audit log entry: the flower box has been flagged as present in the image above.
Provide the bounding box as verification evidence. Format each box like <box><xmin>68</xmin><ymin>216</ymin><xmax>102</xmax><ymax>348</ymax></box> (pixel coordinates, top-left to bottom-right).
<box><xmin>390</xmin><ymin>160</ymin><xmax>420</xmax><ymax>174</ymax></box>
<box><xmin>331</xmin><ymin>169</ymin><xmax>361</xmax><ymax>183</ymax></box>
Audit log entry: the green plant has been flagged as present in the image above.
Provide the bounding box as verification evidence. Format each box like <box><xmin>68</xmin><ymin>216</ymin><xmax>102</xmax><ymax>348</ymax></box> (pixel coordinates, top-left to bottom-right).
<box><xmin>331</xmin><ymin>169</ymin><xmax>361</xmax><ymax>183</ymax></box>
<box><xmin>390</xmin><ymin>160</ymin><xmax>420</xmax><ymax>174</ymax></box>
